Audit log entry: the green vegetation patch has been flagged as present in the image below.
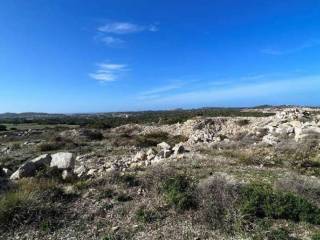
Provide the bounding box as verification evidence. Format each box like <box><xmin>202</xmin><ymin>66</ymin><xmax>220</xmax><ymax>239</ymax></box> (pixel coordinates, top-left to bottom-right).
<box><xmin>240</xmin><ymin>184</ymin><xmax>320</xmax><ymax>225</ymax></box>
<box><xmin>135</xmin><ymin>206</ymin><xmax>161</xmax><ymax>223</ymax></box>
<box><xmin>161</xmin><ymin>174</ymin><xmax>198</xmax><ymax>211</ymax></box>
<box><xmin>136</xmin><ymin>131</ymin><xmax>187</xmax><ymax>148</ymax></box>
<box><xmin>0</xmin><ymin>178</ymin><xmax>76</xmax><ymax>232</ymax></box>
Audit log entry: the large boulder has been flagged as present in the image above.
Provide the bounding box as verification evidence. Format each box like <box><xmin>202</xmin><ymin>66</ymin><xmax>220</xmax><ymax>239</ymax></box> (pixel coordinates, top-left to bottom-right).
<box><xmin>50</xmin><ymin>152</ymin><xmax>75</xmax><ymax>170</ymax></box>
<box><xmin>30</xmin><ymin>154</ymin><xmax>52</xmax><ymax>168</ymax></box>
<box><xmin>10</xmin><ymin>162</ymin><xmax>36</xmax><ymax>180</ymax></box>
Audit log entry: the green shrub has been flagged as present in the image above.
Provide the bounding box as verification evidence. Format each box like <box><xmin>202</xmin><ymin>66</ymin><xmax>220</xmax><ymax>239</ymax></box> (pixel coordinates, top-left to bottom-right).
<box><xmin>236</xmin><ymin>119</ymin><xmax>250</xmax><ymax>126</ymax></box>
<box><xmin>116</xmin><ymin>193</ymin><xmax>132</xmax><ymax>202</ymax></box>
<box><xmin>10</xmin><ymin>143</ymin><xmax>21</xmax><ymax>150</ymax></box>
<box><xmin>38</xmin><ymin>142</ymin><xmax>64</xmax><ymax>152</ymax></box>
<box><xmin>240</xmin><ymin>184</ymin><xmax>320</xmax><ymax>225</ymax></box>
<box><xmin>82</xmin><ymin>129</ymin><xmax>103</xmax><ymax>141</ymax></box>
<box><xmin>110</xmin><ymin>172</ymin><xmax>140</xmax><ymax>188</ymax></box>
<box><xmin>161</xmin><ymin>174</ymin><xmax>198</xmax><ymax>211</ymax></box>
<box><xmin>266</xmin><ymin>228</ymin><xmax>297</xmax><ymax>240</ymax></box>
<box><xmin>135</xmin><ymin>207</ymin><xmax>159</xmax><ymax>223</ymax></box>
<box><xmin>136</xmin><ymin>132</ymin><xmax>187</xmax><ymax>148</ymax></box>
<box><xmin>119</xmin><ymin>174</ymin><xmax>140</xmax><ymax>187</ymax></box>
<box><xmin>35</xmin><ymin>166</ymin><xmax>62</xmax><ymax>180</ymax></box>
<box><xmin>199</xmin><ymin>176</ymin><xmax>242</xmax><ymax>234</ymax></box>
<box><xmin>98</xmin><ymin>189</ymin><xmax>114</xmax><ymax>199</ymax></box>
<box><xmin>0</xmin><ymin>125</ymin><xmax>6</xmax><ymax>131</ymax></box>
<box><xmin>312</xmin><ymin>233</ymin><xmax>320</xmax><ymax>240</ymax></box>
<box><xmin>0</xmin><ymin>178</ymin><xmax>67</xmax><ymax>232</ymax></box>
<box><xmin>103</xmin><ymin>230</ymin><xmax>133</xmax><ymax>240</ymax></box>
<box><xmin>136</xmin><ymin>132</ymin><xmax>170</xmax><ymax>147</ymax></box>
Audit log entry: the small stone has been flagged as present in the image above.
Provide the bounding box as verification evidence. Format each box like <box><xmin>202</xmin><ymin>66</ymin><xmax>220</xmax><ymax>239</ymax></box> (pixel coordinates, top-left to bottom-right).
<box><xmin>147</xmin><ymin>154</ymin><xmax>155</xmax><ymax>161</ymax></box>
<box><xmin>87</xmin><ymin>169</ymin><xmax>97</xmax><ymax>176</ymax></box>
<box><xmin>74</xmin><ymin>165</ymin><xmax>87</xmax><ymax>177</ymax></box>
<box><xmin>147</xmin><ymin>148</ymin><xmax>156</xmax><ymax>156</ymax></box>
<box><xmin>112</xmin><ymin>226</ymin><xmax>119</xmax><ymax>232</ymax></box>
<box><xmin>62</xmin><ymin>170</ymin><xmax>75</xmax><ymax>181</ymax></box>
<box><xmin>157</xmin><ymin>142</ymin><xmax>171</xmax><ymax>150</ymax></box>
<box><xmin>133</xmin><ymin>150</ymin><xmax>147</xmax><ymax>162</ymax></box>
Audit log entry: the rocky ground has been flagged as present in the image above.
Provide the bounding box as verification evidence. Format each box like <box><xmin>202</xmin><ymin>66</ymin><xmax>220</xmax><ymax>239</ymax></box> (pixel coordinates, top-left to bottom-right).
<box><xmin>0</xmin><ymin>107</ymin><xmax>320</xmax><ymax>239</ymax></box>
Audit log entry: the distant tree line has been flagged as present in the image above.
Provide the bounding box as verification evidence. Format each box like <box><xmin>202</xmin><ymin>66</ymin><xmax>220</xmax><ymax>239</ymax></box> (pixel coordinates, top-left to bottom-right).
<box><xmin>0</xmin><ymin>108</ymin><xmax>274</xmax><ymax>129</ymax></box>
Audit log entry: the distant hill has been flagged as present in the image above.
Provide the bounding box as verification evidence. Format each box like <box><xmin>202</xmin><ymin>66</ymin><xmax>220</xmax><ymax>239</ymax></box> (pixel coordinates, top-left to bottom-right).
<box><xmin>0</xmin><ymin>112</ymin><xmax>66</xmax><ymax>119</ymax></box>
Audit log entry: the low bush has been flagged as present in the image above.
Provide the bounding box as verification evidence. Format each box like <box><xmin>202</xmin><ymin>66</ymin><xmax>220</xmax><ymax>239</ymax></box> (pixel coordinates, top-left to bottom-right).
<box><xmin>35</xmin><ymin>166</ymin><xmax>62</xmax><ymax>180</ymax></box>
<box><xmin>236</xmin><ymin>119</ymin><xmax>250</xmax><ymax>126</ymax></box>
<box><xmin>82</xmin><ymin>129</ymin><xmax>104</xmax><ymax>141</ymax></box>
<box><xmin>240</xmin><ymin>184</ymin><xmax>320</xmax><ymax>225</ymax></box>
<box><xmin>161</xmin><ymin>174</ymin><xmax>198</xmax><ymax>211</ymax></box>
<box><xmin>109</xmin><ymin>172</ymin><xmax>140</xmax><ymax>188</ymax></box>
<box><xmin>135</xmin><ymin>207</ymin><xmax>160</xmax><ymax>223</ymax></box>
<box><xmin>136</xmin><ymin>132</ymin><xmax>187</xmax><ymax>148</ymax></box>
<box><xmin>98</xmin><ymin>189</ymin><xmax>114</xmax><ymax>199</ymax></box>
<box><xmin>0</xmin><ymin>178</ymin><xmax>71</xmax><ymax>232</ymax></box>
<box><xmin>10</xmin><ymin>143</ymin><xmax>21</xmax><ymax>150</ymax></box>
<box><xmin>116</xmin><ymin>193</ymin><xmax>132</xmax><ymax>202</ymax></box>
<box><xmin>198</xmin><ymin>176</ymin><xmax>243</xmax><ymax>234</ymax></box>
<box><xmin>266</xmin><ymin>228</ymin><xmax>297</xmax><ymax>240</ymax></box>
<box><xmin>312</xmin><ymin>233</ymin><xmax>320</xmax><ymax>240</ymax></box>
<box><xmin>38</xmin><ymin>142</ymin><xmax>65</xmax><ymax>152</ymax></box>
<box><xmin>0</xmin><ymin>125</ymin><xmax>7</xmax><ymax>131</ymax></box>
<box><xmin>103</xmin><ymin>230</ymin><xmax>133</xmax><ymax>240</ymax></box>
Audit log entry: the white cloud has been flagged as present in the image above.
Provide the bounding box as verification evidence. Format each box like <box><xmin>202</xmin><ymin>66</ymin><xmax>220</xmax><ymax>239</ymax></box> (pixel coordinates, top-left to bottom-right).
<box><xmin>138</xmin><ymin>79</ymin><xmax>200</xmax><ymax>100</ymax></box>
<box><xmin>137</xmin><ymin>75</ymin><xmax>320</xmax><ymax>107</ymax></box>
<box><xmin>89</xmin><ymin>63</ymin><xmax>128</xmax><ymax>82</ymax></box>
<box><xmin>140</xmin><ymin>84</ymin><xmax>183</xmax><ymax>97</ymax></box>
<box><xmin>101</xmin><ymin>36</ymin><xmax>124</xmax><ymax>47</ymax></box>
<box><xmin>98</xmin><ymin>22</ymin><xmax>158</xmax><ymax>34</ymax></box>
<box><xmin>261</xmin><ymin>39</ymin><xmax>320</xmax><ymax>55</ymax></box>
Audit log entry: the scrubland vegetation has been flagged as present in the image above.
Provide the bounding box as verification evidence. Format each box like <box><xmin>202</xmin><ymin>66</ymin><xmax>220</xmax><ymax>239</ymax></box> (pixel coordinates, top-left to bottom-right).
<box><xmin>0</xmin><ymin>107</ymin><xmax>319</xmax><ymax>239</ymax></box>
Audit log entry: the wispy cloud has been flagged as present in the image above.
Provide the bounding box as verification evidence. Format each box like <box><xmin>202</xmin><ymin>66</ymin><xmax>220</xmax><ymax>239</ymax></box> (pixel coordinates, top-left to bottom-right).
<box><xmin>98</xmin><ymin>22</ymin><xmax>158</xmax><ymax>34</ymax></box>
<box><xmin>139</xmin><ymin>83</ymin><xmax>183</xmax><ymax>99</ymax></box>
<box><xmin>101</xmin><ymin>36</ymin><xmax>124</xmax><ymax>47</ymax></box>
<box><xmin>138</xmin><ymin>79</ymin><xmax>200</xmax><ymax>100</ymax></box>
<box><xmin>136</xmin><ymin>74</ymin><xmax>320</xmax><ymax>107</ymax></box>
<box><xmin>96</xmin><ymin>21</ymin><xmax>158</xmax><ymax>47</ymax></box>
<box><xmin>261</xmin><ymin>39</ymin><xmax>320</xmax><ymax>55</ymax></box>
<box><xmin>89</xmin><ymin>63</ymin><xmax>128</xmax><ymax>82</ymax></box>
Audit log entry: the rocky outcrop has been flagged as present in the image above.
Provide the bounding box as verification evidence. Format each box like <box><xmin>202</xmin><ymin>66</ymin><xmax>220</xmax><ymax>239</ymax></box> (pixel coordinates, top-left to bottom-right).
<box><xmin>10</xmin><ymin>152</ymin><xmax>75</xmax><ymax>180</ymax></box>
<box><xmin>50</xmin><ymin>152</ymin><xmax>75</xmax><ymax>170</ymax></box>
<box><xmin>30</xmin><ymin>154</ymin><xmax>52</xmax><ymax>168</ymax></box>
<box><xmin>10</xmin><ymin>162</ymin><xmax>36</xmax><ymax>180</ymax></box>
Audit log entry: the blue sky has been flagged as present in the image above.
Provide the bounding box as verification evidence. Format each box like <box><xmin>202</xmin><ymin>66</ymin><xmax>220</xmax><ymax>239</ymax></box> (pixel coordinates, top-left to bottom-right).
<box><xmin>0</xmin><ymin>0</ymin><xmax>320</xmax><ymax>113</ymax></box>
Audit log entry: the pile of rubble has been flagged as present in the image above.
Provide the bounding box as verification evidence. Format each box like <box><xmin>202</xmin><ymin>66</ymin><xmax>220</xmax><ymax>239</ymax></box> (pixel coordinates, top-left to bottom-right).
<box><xmin>8</xmin><ymin>152</ymin><xmax>76</xmax><ymax>181</ymax></box>
<box><xmin>129</xmin><ymin>142</ymin><xmax>186</xmax><ymax>168</ymax></box>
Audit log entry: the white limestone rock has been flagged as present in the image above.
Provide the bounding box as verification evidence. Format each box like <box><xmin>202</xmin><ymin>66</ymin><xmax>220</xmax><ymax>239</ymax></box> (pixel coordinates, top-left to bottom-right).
<box><xmin>30</xmin><ymin>154</ymin><xmax>52</xmax><ymax>168</ymax></box>
<box><xmin>10</xmin><ymin>162</ymin><xmax>36</xmax><ymax>180</ymax></box>
<box><xmin>50</xmin><ymin>152</ymin><xmax>75</xmax><ymax>170</ymax></box>
<box><xmin>157</xmin><ymin>142</ymin><xmax>171</xmax><ymax>150</ymax></box>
